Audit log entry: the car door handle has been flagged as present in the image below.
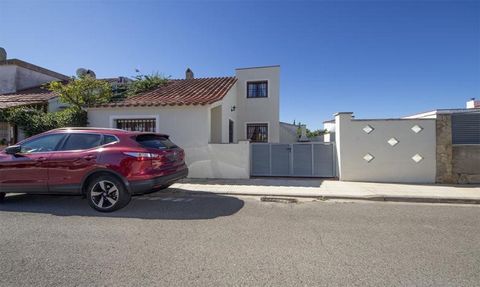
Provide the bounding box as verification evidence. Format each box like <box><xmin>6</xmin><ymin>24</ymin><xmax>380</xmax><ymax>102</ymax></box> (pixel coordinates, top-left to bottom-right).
<box><xmin>36</xmin><ymin>157</ymin><xmax>47</xmax><ymax>162</ymax></box>
<box><xmin>83</xmin><ymin>155</ymin><xmax>97</xmax><ymax>160</ymax></box>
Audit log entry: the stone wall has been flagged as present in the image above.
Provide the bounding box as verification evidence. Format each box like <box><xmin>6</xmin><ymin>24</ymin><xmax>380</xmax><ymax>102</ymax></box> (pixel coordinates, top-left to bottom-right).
<box><xmin>436</xmin><ymin>114</ymin><xmax>480</xmax><ymax>184</ymax></box>
<box><xmin>435</xmin><ymin>114</ymin><xmax>454</xmax><ymax>183</ymax></box>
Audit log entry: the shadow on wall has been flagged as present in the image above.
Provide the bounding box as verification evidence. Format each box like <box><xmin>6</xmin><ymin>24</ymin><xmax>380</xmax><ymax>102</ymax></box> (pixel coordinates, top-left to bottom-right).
<box><xmin>181</xmin><ymin>178</ymin><xmax>331</xmax><ymax>188</ymax></box>
<box><xmin>0</xmin><ymin>189</ymin><xmax>244</xmax><ymax>220</ymax></box>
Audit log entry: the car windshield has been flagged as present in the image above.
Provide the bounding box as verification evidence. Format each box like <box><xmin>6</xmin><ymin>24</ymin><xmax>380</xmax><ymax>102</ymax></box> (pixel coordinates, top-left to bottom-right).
<box><xmin>136</xmin><ymin>134</ymin><xmax>178</xmax><ymax>150</ymax></box>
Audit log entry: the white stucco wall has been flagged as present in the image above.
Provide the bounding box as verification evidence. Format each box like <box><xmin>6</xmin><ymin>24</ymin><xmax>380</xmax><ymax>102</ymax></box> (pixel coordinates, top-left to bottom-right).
<box><xmin>235</xmin><ymin>66</ymin><xmax>280</xmax><ymax>143</ymax></box>
<box><xmin>218</xmin><ymin>83</ymin><xmax>238</xmax><ymax>143</ymax></box>
<box><xmin>87</xmin><ymin>106</ymin><xmax>250</xmax><ymax>178</ymax></box>
<box><xmin>335</xmin><ymin>112</ymin><xmax>436</xmax><ymax>183</ymax></box>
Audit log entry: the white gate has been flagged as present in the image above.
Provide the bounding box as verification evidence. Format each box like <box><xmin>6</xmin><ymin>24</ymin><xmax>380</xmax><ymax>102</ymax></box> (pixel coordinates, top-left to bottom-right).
<box><xmin>250</xmin><ymin>143</ymin><xmax>337</xmax><ymax>177</ymax></box>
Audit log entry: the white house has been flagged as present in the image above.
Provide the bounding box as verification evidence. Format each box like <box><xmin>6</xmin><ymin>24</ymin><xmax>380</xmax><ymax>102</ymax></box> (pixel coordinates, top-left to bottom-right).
<box><xmin>87</xmin><ymin>66</ymin><xmax>281</xmax><ymax>179</ymax></box>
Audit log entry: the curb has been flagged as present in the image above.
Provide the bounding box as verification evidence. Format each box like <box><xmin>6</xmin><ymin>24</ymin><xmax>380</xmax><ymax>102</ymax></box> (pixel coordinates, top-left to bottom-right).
<box><xmin>188</xmin><ymin>191</ymin><xmax>480</xmax><ymax>205</ymax></box>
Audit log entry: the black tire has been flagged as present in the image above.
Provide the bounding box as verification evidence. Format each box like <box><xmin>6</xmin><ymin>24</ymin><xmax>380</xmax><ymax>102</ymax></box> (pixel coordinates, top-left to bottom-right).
<box><xmin>0</xmin><ymin>192</ymin><xmax>5</xmax><ymax>203</ymax></box>
<box><xmin>86</xmin><ymin>174</ymin><xmax>131</xmax><ymax>212</ymax></box>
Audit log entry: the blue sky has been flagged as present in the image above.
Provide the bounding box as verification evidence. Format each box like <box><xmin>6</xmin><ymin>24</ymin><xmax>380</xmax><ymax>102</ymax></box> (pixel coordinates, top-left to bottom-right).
<box><xmin>1</xmin><ymin>0</ymin><xmax>479</xmax><ymax>129</ymax></box>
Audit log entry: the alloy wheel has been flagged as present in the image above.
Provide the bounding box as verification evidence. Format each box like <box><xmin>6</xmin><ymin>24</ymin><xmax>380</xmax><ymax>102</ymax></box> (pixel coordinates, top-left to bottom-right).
<box><xmin>90</xmin><ymin>180</ymin><xmax>119</xmax><ymax>209</ymax></box>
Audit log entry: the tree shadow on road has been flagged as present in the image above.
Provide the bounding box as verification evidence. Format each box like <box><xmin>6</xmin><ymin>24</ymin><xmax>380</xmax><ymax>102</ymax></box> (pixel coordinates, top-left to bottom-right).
<box><xmin>0</xmin><ymin>188</ymin><xmax>244</xmax><ymax>220</ymax></box>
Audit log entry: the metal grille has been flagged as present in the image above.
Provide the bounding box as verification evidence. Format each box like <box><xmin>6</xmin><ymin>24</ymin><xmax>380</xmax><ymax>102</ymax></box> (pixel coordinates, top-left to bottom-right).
<box><xmin>116</xmin><ymin>119</ymin><xmax>156</xmax><ymax>132</ymax></box>
<box><xmin>247</xmin><ymin>123</ymin><xmax>268</xmax><ymax>142</ymax></box>
<box><xmin>452</xmin><ymin>113</ymin><xmax>480</xmax><ymax>144</ymax></box>
<box><xmin>247</xmin><ymin>81</ymin><xmax>268</xmax><ymax>98</ymax></box>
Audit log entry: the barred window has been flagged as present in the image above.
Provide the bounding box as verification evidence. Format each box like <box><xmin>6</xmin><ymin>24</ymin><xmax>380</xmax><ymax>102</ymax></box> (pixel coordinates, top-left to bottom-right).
<box><xmin>247</xmin><ymin>123</ymin><xmax>268</xmax><ymax>142</ymax></box>
<box><xmin>116</xmin><ymin>118</ymin><xmax>156</xmax><ymax>132</ymax></box>
<box><xmin>247</xmin><ymin>81</ymin><xmax>268</xmax><ymax>98</ymax></box>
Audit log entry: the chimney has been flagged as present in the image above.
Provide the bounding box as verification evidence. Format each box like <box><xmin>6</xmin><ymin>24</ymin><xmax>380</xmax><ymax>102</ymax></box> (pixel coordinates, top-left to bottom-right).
<box><xmin>185</xmin><ymin>68</ymin><xmax>194</xmax><ymax>80</ymax></box>
<box><xmin>466</xmin><ymin>98</ymin><xmax>480</xmax><ymax>109</ymax></box>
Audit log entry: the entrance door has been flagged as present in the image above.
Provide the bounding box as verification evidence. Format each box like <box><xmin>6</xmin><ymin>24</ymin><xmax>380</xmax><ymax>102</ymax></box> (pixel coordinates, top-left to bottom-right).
<box><xmin>229</xmin><ymin>120</ymin><xmax>234</xmax><ymax>143</ymax></box>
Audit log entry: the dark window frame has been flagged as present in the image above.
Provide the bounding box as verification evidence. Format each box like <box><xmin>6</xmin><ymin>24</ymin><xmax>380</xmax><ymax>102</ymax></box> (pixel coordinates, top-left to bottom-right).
<box><xmin>246</xmin><ymin>81</ymin><xmax>268</xmax><ymax>98</ymax></box>
<box><xmin>246</xmin><ymin>123</ymin><xmax>268</xmax><ymax>143</ymax></box>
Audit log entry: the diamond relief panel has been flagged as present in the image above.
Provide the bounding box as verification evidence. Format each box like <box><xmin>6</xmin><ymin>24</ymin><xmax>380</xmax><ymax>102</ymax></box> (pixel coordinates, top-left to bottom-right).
<box><xmin>363</xmin><ymin>153</ymin><xmax>374</xmax><ymax>162</ymax></box>
<box><xmin>363</xmin><ymin>125</ymin><xmax>374</xmax><ymax>134</ymax></box>
<box><xmin>387</xmin><ymin>137</ymin><xmax>399</xmax><ymax>146</ymax></box>
<box><xmin>412</xmin><ymin>154</ymin><xmax>423</xmax><ymax>163</ymax></box>
<box><xmin>411</xmin><ymin>125</ymin><xmax>423</xmax><ymax>133</ymax></box>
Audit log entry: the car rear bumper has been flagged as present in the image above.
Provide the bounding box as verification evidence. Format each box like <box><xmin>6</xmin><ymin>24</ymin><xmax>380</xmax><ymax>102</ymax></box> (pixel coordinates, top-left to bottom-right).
<box><xmin>128</xmin><ymin>168</ymin><xmax>188</xmax><ymax>195</ymax></box>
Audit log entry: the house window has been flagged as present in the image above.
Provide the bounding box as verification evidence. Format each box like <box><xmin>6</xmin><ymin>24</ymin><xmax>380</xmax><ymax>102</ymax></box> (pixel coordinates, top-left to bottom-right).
<box><xmin>247</xmin><ymin>123</ymin><xmax>268</xmax><ymax>142</ymax></box>
<box><xmin>116</xmin><ymin>118</ymin><xmax>156</xmax><ymax>132</ymax></box>
<box><xmin>247</xmin><ymin>81</ymin><xmax>268</xmax><ymax>98</ymax></box>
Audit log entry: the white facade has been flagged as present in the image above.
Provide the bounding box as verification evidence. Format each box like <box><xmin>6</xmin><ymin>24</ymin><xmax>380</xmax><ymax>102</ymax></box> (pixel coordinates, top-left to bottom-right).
<box><xmin>335</xmin><ymin>112</ymin><xmax>436</xmax><ymax>183</ymax></box>
<box><xmin>87</xmin><ymin>66</ymin><xmax>280</xmax><ymax>178</ymax></box>
<box><xmin>235</xmin><ymin>66</ymin><xmax>280</xmax><ymax>143</ymax></box>
<box><xmin>0</xmin><ymin>60</ymin><xmax>68</xmax><ymax>94</ymax></box>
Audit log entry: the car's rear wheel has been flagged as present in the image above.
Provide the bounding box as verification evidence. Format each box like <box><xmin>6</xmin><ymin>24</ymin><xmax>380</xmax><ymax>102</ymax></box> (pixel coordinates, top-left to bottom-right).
<box><xmin>0</xmin><ymin>192</ymin><xmax>5</xmax><ymax>203</ymax></box>
<box><xmin>86</xmin><ymin>175</ymin><xmax>131</xmax><ymax>212</ymax></box>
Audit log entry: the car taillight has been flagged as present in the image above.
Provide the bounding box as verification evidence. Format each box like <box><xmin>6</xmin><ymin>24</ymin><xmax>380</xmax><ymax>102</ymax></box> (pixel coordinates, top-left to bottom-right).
<box><xmin>123</xmin><ymin>152</ymin><xmax>162</xmax><ymax>160</ymax></box>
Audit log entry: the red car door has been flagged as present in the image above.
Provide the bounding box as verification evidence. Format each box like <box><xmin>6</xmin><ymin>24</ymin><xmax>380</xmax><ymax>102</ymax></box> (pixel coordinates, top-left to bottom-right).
<box><xmin>0</xmin><ymin>133</ymin><xmax>66</xmax><ymax>193</ymax></box>
<box><xmin>47</xmin><ymin>133</ymin><xmax>103</xmax><ymax>193</ymax></box>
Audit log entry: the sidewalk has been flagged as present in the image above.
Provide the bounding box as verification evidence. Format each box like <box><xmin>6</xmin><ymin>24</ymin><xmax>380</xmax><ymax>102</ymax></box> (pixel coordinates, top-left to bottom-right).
<box><xmin>174</xmin><ymin>178</ymin><xmax>480</xmax><ymax>204</ymax></box>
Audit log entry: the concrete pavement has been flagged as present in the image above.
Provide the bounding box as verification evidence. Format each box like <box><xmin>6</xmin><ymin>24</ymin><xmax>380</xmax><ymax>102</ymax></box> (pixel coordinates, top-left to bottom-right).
<box><xmin>177</xmin><ymin>178</ymin><xmax>480</xmax><ymax>204</ymax></box>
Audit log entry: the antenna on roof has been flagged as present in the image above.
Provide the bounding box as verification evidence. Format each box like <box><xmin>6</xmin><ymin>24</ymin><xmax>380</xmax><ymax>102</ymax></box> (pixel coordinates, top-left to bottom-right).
<box><xmin>0</xmin><ymin>47</ymin><xmax>6</xmax><ymax>62</ymax></box>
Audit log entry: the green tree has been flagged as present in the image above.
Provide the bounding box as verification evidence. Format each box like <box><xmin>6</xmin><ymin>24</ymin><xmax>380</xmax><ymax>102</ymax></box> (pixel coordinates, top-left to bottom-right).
<box><xmin>47</xmin><ymin>75</ymin><xmax>113</xmax><ymax>109</ymax></box>
<box><xmin>126</xmin><ymin>73</ymin><xmax>168</xmax><ymax>96</ymax></box>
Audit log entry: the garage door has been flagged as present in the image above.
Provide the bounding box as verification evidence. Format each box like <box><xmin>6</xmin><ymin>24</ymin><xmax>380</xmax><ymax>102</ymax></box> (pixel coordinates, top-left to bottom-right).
<box><xmin>251</xmin><ymin>143</ymin><xmax>337</xmax><ymax>177</ymax></box>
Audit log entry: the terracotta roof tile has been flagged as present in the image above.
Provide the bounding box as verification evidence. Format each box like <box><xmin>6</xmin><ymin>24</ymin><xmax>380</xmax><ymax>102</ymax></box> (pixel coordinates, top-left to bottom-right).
<box><xmin>0</xmin><ymin>86</ymin><xmax>56</xmax><ymax>109</ymax></box>
<box><xmin>96</xmin><ymin>77</ymin><xmax>237</xmax><ymax>107</ymax></box>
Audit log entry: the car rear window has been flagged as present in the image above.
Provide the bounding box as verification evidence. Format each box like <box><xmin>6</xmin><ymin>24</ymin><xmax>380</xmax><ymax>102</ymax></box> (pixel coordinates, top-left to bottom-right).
<box><xmin>136</xmin><ymin>134</ymin><xmax>178</xmax><ymax>150</ymax></box>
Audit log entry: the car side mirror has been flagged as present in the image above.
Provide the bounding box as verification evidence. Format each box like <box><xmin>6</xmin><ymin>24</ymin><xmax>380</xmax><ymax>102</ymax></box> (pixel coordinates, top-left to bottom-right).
<box><xmin>5</xmin><ymin>145</ymin><xmax>21</xmax><ymax>155</ymax></box>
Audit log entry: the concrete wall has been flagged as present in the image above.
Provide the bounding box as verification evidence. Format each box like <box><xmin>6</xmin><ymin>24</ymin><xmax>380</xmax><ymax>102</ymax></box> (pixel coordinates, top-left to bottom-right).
<box><xmin>187</xmin><ymin>141</ymin><xmax>250</xmax><ymax>179</ymax></box>
<box><xmin>88</xmin><ymin>106</ymin><xmax>210</xmax><ymax>151</ymax></box>
<box><xmin>87</xmin><ymin>106</ymin><xmax>250</xmax><ymax>178</ymax></box>
<box><xmin>335</xmin><ymin>112</ymin><xmax>436</xmax><ymax>183</ymax></box>
<box><xmin>0</xmin><ymin>65</ymin><xmax>63</xmax><ymax>94</ymax></box>
<box><xmin>210</xmin><ymin>105</ymin><xmax>222</xmax><ymax>143</ymax></box>
<box><xmin>235</xmin><ymin>66</ymin><xmax>280</xmax><ymax>143</ymax></box>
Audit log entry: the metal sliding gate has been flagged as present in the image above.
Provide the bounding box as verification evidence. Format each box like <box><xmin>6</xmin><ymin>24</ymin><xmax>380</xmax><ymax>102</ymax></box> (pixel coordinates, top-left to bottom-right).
<box><xmin>250</xmin><ymin>143</ymin><xmax>337</xmax><ymax>177</ymax></box>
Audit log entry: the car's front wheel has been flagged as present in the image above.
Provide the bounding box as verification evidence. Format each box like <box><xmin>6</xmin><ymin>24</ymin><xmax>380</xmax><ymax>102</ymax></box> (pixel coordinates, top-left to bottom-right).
<box><xmin>86</xmin><ymin>175</ymin><xmax>131</xmax><ymax>212</ymax></box>
<box><xmin>0</xmin><ymin>192</ymin><xmax>5</xmax><ymax>203</ymax></box>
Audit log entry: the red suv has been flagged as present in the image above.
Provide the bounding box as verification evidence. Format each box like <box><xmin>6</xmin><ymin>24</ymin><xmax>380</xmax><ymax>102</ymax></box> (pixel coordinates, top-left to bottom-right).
<box><xmin>0</xmin><ymin>128</ymin><xmax>188</xmax><ymax>212</ymax></box>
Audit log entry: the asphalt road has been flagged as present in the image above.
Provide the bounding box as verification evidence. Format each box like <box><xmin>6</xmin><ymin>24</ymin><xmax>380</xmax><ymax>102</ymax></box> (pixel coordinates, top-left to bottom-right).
<box><xmin>0</xmin><ymin>189</ymin><xmax>479</xmax><ymax>287</ymax></box>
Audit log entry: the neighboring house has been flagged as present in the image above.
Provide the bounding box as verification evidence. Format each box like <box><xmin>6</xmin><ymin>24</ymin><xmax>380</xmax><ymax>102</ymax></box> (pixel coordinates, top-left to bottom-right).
<box><xmin>87</xmin><ymin>65</ymin><xmax>281</xmax><ymax>178</ymax></box>
<box><xmin>279</xmin><ymin>121</ymin><xmax>299</xmax><ymax>143</ymax></box>
<box><xmin>0</xmin><ymin>48</ymin><xmax>131</xmax><ymax>145</ymax></box>
<box><xmin>0</xmin><ymin>51</ymin><xmax>70</xmax><ymax>145</ymax></box>
<box><xmin>322</xmin><ymin>119</ymin><xmax>336</xmax><ymax>142</ymax></box>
